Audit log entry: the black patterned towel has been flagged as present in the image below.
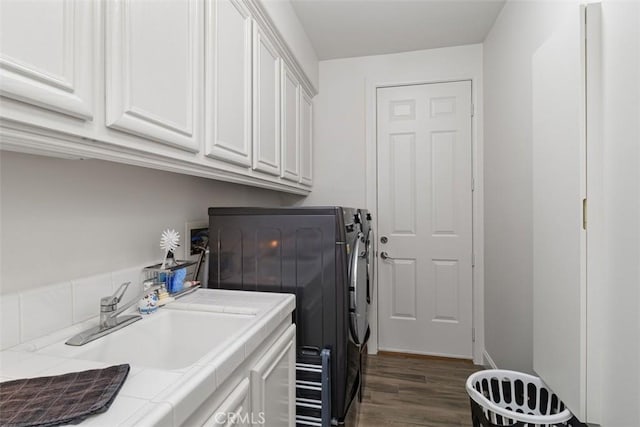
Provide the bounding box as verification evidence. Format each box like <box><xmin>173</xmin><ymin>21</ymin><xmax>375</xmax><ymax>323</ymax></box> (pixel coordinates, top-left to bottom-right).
<box><xmin>0</xmin><ymin>364</ymin><xmax>130</xmax><ymax>427</ymax></box>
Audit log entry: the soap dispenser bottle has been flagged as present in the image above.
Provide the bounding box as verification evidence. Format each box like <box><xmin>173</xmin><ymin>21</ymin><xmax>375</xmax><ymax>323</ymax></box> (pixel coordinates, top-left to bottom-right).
<box><xmin>138</xmin><ymin>282</ymin><xmax>159</xmax><ymax>314</ymax></box>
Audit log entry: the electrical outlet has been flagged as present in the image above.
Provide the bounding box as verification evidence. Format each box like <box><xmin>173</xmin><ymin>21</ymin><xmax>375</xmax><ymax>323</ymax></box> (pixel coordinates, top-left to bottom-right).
<box><xmin>185</xmin><ymin>220</ymin><xmax>208</xmax><ymax>259</ymax></box>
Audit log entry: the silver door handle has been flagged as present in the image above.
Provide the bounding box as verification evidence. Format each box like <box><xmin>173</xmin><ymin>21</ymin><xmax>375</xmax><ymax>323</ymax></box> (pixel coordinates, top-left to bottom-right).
<box><xmin>380</xmin><ymin>251</ymin><xmax>395</xmax><ymax>260</ymax></box>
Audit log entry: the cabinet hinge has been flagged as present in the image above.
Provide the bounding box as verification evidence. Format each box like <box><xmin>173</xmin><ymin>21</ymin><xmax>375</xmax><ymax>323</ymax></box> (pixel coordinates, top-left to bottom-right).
<box><xmin>472</xmin><ymin>178</ymin><xmax>475</xmax><ymax>192</ymax></box>
<box><xmin>472</xmin><ymin>253</ymin><xmax>475</xmax><ymax>268</ymax></box>
<box><xmin>471</xmin><ymin>103</ymin><xmax>475</xmax><ymax>117</ymax></box>
<box><xmin>582</xmin><ymin>198</ymin><xmax>587</xmax><ymax>230</ymax></box>
<box><xmin>472</xmin><ymin>328</ymin><xmax>476</xmax><ymax>342</ymax></box>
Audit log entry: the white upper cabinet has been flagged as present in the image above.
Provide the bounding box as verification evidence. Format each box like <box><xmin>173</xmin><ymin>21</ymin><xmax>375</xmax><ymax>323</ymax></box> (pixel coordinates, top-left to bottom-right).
<box><xmin>205</xmin><ymin>0</ymin><xmax>252</xmax><ymax>167</ymax></box>
<box><xmin>0</xmin><ymin>0</ymin><xmax>315</xmax><ymax>194</ymax></box>
<box><xmin>299</xmin><ymin>89</ymin><xmax>313</xmax><ymax>186</ymax></box>
<box><xmin>0</xmin><ymin>0</ymin><xmax>94</xmax><ymax>120</ymax></box>
<box><xmin>252</xmin><ymin>24</ymin><xmax>281</xmax><ymax>176</ymax></box>
<box><xmin>105</xmin><ymin>0</ymin><xmax>202</xmax><ymax>152</ymax></box>
<box><xmin>280</xmin><ymin>62</ymin><xmax>300</xmax><ymax>182</ymax></box>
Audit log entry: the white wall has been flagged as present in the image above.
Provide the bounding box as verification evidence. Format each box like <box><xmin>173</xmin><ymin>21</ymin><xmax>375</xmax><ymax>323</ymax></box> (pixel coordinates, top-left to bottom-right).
<box><xmin>304</xmin><ymin>44</ymin><xmax>484</xmax><ymax>362</ymax></box>
<box><xmin>483</xmin><ymin>0</ymin><xmax>582</xmax><ymax>374</ymax></box>
<box><xmin>0</xmin><ymin>151</ymin><xmax>299</xmax><ymax>294</ymax></box>
<box><xmin>599</xmin><ymin>0</ymin><xmax>640</xmax><ymax>424</ymax></box>
<box><xmin>485</xmin><ymin>0</ymin><xmax>640</xmax><ymax>424</ymax></box>
<box><xmin>260</xmin><ymin>0</ymin><xmax>319</xmax><ymax>91</ymax></box>
<box><xmin>305</xmin><ymin>44</ymin><xmax>483</xmax><ymax>208</ymax></box>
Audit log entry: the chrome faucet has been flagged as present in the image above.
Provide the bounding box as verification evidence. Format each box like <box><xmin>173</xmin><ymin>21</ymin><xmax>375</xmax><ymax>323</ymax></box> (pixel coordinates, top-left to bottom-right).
<box><xmin>66</xmin><ymin>281</ymin><xmax>161</xmax><ymax>346</ymax></box>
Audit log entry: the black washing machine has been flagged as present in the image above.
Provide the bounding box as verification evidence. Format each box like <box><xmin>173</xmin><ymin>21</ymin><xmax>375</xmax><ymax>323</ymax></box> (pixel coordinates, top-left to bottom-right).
<box><xmin>207</xmin><ymin>207</ymin><xmax>372</xmax><ymax>425</ymax></box>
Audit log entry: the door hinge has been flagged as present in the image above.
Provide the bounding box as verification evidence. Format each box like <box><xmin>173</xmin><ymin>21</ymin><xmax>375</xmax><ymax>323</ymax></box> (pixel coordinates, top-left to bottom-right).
<box><xmin>472</xmin><ymin>328</ymin><xmax>476</xmax><ymax>343</ymax></box>
<box><xmin>582</xmin><ymin>198</ymin><xmax>587</xmax><ymax>230</ymax></box>
<box><xmin>470</xmin><ymin>103</ymin><xmax>475</xmax><ymax>117</ymax></box>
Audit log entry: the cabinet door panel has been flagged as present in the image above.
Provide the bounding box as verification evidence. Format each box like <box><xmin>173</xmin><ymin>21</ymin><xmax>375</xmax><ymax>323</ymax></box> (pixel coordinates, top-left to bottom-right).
<box><xmin>205</xmin><ymin>0</ymin><xmax>252</xmax><ymax>166</ymax></box>
<box><xmin>0</xmin><ymin>0</ymin><xmax>93</xmax><ymax>119</ymax></box>
<box><xmin>299</xmin><ymin>90</ymin><xmax>313</xmax><ymax>186</ymax></box>
<box><xmin>106</xmin><ymin>0</ymin><xmax>200</xmax><ymax>152</ymax></box>
<box><xmin>203</xmin><ymin>379</ymin><xmax>250</xmax><ymax>427</ymax></box>
<box><xmin>280</xmin><ymin>62</ymin><xmax>300</xmax><ymax>182</ymax></box>
<box><xmin>250</xmin><ymin>325</ymin><xmax>295</xmax><ymax>426</ymax></box>
<box><xmin>252</xmin><ymin>25</ymin><xmax>281</xmax><ymax>176</ymax></box>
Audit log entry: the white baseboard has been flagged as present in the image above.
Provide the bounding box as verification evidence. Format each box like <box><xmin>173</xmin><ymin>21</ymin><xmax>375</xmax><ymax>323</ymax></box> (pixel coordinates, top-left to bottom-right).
<box><xmin>483</xmin><ymin>350</ymin><xmax>498</xmax><ymax>369</ymax></box>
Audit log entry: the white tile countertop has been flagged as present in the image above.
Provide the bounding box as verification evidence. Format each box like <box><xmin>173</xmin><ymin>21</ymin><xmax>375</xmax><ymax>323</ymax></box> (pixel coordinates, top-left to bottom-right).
<box><xmin>0</xmin><ymin>289</ymin><xmax>295</xmax><ymax>426</ymax></box>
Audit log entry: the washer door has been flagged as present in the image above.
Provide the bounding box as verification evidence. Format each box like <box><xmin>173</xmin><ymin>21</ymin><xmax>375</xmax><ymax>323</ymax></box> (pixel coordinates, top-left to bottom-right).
<box><xmin>349</xmin><ymin>232</ymin><xmax>369</xmax><ymax>346</ymax></box>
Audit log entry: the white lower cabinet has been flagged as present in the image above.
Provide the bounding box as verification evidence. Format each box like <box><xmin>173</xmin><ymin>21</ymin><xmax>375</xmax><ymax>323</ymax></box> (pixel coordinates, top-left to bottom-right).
<box><xmin>250</xmin><ymin>324</ymin><xmax>296</xmax><ymax>426</ymax></box>
<box><xmin>191</xmin><ymin>324</ymin><xmax>296</xmax><ymax>427</ymax></box>
<box><xmin>203</xmin><ymin>379</ymin><xmax>251</xmax><ymax>427</ymax></box>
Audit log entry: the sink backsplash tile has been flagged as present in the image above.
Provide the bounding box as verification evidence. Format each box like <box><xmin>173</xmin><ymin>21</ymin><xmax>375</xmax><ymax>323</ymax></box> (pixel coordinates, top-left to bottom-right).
<box><xmin>111</xmin><ymin>267</ymin><xmax>146</xmax><ymax>307</ymax></box>
<box><xmin>1</xmin><ymin>262</ymin><xmax>152</xmax><ymax>351</ymax></box>
<box><xmin>0</xmin><ymin>294</ymin><xmax>20</xmax><ymax>349</ymax></box>
<box><xmin>71</xmin><ymin>274</ymin><xmax>113</xmax><ymax>323</ymax></box>
<box><xmin>20</xmin><ymin>283</ymin><xmax>73</xmax><ymax>343</ymax></box>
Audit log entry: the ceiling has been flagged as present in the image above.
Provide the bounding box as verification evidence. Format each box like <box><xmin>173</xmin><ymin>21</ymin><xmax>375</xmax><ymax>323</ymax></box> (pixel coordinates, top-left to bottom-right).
<box><xmin>290</xmin><ymin>0</ymin><xmax>506</xmax><ymax>60</ymax></box>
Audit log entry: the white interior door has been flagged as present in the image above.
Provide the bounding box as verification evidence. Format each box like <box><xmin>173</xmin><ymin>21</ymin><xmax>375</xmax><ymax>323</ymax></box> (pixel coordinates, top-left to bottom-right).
<box><xmin>377</xmin><ymin>81</ymin><xmax>473</xmax><ymax>358</ymax></box>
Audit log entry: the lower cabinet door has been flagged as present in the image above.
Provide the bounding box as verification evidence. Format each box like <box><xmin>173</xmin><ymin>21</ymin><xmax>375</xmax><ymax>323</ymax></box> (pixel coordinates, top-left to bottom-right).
<box><xmin>203</xmin><ymin>378</ymin><xmax>251</xmax><ymax>427</ymax></box>
<box><xmin>250</xmin><ymin>325</ymin><xmax>296</xmax><ymax>426</ymax></box>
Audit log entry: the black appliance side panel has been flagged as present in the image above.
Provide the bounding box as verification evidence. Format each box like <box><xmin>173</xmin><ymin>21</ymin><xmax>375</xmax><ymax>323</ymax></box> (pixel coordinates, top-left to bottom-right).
<box><xmin>208</xmin><ymin>213</ymin><xmax>338</xmax><ymax>350</ymax></box>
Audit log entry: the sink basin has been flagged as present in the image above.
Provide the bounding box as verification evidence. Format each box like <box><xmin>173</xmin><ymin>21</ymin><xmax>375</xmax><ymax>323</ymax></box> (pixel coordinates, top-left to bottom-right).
<box><xmin>39</xmin><ymin>309</ymin><xmax>254</xmax><ymax>370</ymax></box>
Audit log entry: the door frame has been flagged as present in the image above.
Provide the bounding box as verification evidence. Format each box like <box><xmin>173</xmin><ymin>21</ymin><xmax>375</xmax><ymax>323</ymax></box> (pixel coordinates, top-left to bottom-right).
<box><xmin>365</xmin><ymin>77</ymin><xmax>485</xmax><ymax>365</ymax></box>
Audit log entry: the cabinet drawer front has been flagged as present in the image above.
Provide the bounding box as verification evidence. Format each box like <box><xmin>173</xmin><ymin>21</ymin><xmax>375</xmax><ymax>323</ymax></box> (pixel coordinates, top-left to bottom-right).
<box><xmin>205</xmin><ymin>0</ymin><xmax>252</xmax><ymax>167</ymax></box>
<box><xmin>203</xmin><ymin>378</ymin><xmax>251</xmax><ymax>427</ymax></box>
<box><xmin>105</xmin><ymin>0</ymin><xmax>201</xmax><ymax>152</ymax></box>
<box><xmin>252</xmin><ymin>24</ymin><xmax>281</xmax><ymax>176</ymax></box>
<box><xmin>250</xmin><ymin>324</ymin><xmax>295</xmax><ymax>426</ymax></box>
<box><xmin>0</xmin><ymin>0</ymin><xmax>94</xmax><ymax>120</ymax></box>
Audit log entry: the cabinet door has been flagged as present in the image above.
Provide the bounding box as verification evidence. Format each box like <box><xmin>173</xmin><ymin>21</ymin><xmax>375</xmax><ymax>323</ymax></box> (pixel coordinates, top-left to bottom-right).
<box><xmin>0</xmin><ymin>0</ymin><xmax>94</xmax><ymax>120</ymax></box>
<box><xmin>205</xmin><ymin>0</ymin><xmax>252</xmax><ymax>166</ymax></box>
<box><xmin>252</xmin><ymin>25</ymin><xmax>281</xmax><ymax>176</ymax></box>
<box><xmin>203</xmin><ymin>379</ymin><xmax>250</xmax><ymax>427</ymax></box>
<box><xmin>299</xmin><ymin>90</ymin><xmax>313</xmax><ymax>187</ymax></box>
<box><xmin>105</xmin><ymin>0</ymin><xmax>201</xmax><ymax>152</ymax></box>
<box><xmin>532</xmin><ymin>5</ymin><xmax>587</xmax><ymax>419</ymax></box>
<box><xmin>250</xmin><ymin>325</ymin><xmax>295</xmax><ymax>426</ymax></box>
<box><xmin>280</xmin><ymin>62</ymin><xmax>300</xmax><ymax>182</ymax></box>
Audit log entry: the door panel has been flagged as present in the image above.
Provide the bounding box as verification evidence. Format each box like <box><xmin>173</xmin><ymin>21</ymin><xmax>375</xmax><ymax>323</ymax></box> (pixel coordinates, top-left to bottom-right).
<box><xmin>252</xmin><ymin>25</ymin><xmax>280</xmax><ymax>176</ymax></box>
<box><xmin>205</xmin><ymin>0</ymin><xmax>252</xmax><ymax>166</ymax></box>
<box><xmin>0</xmin><ymin>0</ymin><xmax>94</xmax><ymax>119</ymax></box>
<box><xmin>377</xmin><ymin>81</ymin><xmax>473</xmax><ymax>358</ymax></box>
<box><xmin>391</xmin><ymin>259</ymin><xmax>417</xmax><ymax>319</ymax></box>
<box><xmin>106</xmin><ymin>0</ymin><xmax>201</xmax><ymax>152</ymax></box>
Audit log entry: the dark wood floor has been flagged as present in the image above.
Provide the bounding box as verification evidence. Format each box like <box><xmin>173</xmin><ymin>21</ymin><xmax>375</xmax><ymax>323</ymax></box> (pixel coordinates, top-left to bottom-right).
<box><xmin>355</xmin><ymin>353</ymin><xmax>483</xmax><ymax>427</ymax></box>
